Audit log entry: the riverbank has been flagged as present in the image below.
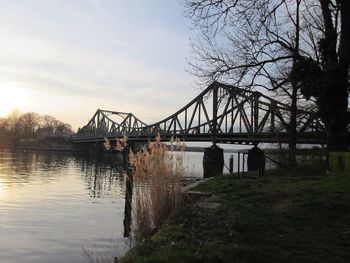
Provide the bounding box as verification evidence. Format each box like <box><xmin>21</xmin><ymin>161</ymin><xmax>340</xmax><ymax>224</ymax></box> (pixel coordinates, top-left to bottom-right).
<box><xmin>120</xmin><ymin>167</ymin><xmax>350</xmax><ymax>263</ymax></box>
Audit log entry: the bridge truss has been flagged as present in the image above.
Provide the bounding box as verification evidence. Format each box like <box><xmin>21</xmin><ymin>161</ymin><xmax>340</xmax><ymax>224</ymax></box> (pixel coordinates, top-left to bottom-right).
<box><xmin>75</xmin><ymin>82</ymin><xmax>325</xmax><ymax>144</ymax></box>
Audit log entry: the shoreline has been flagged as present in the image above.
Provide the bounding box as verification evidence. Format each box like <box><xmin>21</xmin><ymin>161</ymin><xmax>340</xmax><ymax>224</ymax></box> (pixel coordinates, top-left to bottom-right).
<box><xmin>120</xmin><ymin>167</ymin><xmax>349</xmax><ymax>263</ymax></box>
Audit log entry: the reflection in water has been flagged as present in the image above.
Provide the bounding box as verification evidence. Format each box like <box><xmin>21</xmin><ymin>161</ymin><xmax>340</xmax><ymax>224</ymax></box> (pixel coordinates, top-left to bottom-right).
<box><xmin>0</xmin><ymin>149</ymin><xmax>221</xmax><ymax>262</ymax></box>
<box><xmin>0</xmin><ymin>150</ymin><xmax>131</xmax><ymax>263</ymax></box>
<box><xmin>78</xmin><ymin>154</ymin><xmax>125</xmax><ymax>199</ymax></box>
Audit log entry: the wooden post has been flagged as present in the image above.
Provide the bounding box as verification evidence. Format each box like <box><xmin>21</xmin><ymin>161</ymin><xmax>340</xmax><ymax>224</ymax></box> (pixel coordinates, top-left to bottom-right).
<box><xmin>123</xmin><ymin>171</ymin><xmax>133</xmax><ymax>237</ymax></box>
<box><xmin>122</xmin><ymin>144</ymin><xmax>129</xmax><ymax>171</ymax></box>
<box><xmin>229</xmin><ymin>155</ymin><xmax>234</xmax><ymax>174</ymax></box>
<box><xmin>242</xmin><ymin>153</ymin><xmax>245</xmax><ymax>177</ymax></box>
<box><xmin>238</xmin><ymin>152</ymin><xmax>241</xmax><ymax>177</ymax></box>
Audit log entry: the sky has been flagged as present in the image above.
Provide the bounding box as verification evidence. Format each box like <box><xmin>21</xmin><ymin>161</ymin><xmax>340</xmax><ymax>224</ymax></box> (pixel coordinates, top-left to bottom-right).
<box><xmin>0</xmin><ymin>0</ymin><xmax>199</xmax><ymax>130</ymax></box>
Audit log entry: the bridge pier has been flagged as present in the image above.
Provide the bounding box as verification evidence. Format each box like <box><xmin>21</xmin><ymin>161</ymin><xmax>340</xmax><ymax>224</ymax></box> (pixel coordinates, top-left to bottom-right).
<box><xmin>247</xmin><ymin>145</ymin><xmax>266</xmax><ymax>176</ymax></box>
<box><xmin>203</xmin><ymin>144</ymin><xmax>224</xmax><ymax>178</ymax></box>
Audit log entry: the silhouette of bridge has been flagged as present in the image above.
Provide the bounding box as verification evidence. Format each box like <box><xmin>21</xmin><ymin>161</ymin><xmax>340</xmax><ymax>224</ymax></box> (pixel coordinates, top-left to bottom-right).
<box><xmin>74</xmin><ymin>82</ymin><xmax>325</xmax><ymax>145</ymax></box>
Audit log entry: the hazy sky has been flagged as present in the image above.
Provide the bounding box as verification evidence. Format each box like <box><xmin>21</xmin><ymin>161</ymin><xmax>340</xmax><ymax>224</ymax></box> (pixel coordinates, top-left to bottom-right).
<box><xmin>0</xmin><ymin>0</ymin><xmax>199</xmax><ymax>130</ymax></box>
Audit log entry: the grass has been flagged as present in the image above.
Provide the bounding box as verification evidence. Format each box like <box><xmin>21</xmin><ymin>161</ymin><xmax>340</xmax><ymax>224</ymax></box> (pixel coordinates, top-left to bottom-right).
<box><xmin>120</xmin><ymin>167</ymin><xmax>350</xmax><ymax>263</ymax></box>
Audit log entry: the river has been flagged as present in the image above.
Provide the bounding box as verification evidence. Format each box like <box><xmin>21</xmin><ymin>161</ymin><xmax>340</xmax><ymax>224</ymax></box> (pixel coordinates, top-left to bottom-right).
<box><xmin>0</xmin><ymin>147</ymin><xmax>254</xmax><ymax>262</ymax></box>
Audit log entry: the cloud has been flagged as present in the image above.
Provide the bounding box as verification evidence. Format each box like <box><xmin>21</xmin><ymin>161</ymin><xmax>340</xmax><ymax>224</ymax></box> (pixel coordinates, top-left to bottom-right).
<box><xmin>0</xmin><ymin>0</ymin><xmax>197</xmax><ymax>129</ymax></box>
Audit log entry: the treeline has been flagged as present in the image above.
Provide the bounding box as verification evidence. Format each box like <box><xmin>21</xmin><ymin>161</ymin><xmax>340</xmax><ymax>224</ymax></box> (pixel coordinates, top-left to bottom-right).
<box><xmin>0</xmin><ymin>110</ymin><xmax>73</xmax><ymax>147</ymax></box>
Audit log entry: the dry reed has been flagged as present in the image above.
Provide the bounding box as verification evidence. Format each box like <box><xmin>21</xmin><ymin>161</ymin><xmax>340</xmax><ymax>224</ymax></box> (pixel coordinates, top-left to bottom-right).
<box><xmin>129</xmin><ymin>134</ymin><xmax>185</xmax><ymax>242</ymax></box>
<box><xmin>103</xmin><ymin>136</ymin><xmax>128</xmax><ymax>151</ymax></box>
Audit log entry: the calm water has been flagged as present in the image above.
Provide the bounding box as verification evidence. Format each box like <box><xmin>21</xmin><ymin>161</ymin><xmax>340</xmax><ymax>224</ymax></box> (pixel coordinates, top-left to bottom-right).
<box><xmin>0</xmin><ymin>148</ymin><xmax>253</xmax><ymax>263</ymax></box>
<box><xmin>0</xmin><ymin>150</ymin><xmax>131</xmax><ymax>263</ymax></box>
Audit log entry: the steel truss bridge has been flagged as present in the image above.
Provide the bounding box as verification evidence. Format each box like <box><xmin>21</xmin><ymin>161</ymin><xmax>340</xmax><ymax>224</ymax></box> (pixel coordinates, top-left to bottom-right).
<box><xmin>74</xmin><ymin>82</ymin><xmax>325</xmax><ymax>144</ymax></box>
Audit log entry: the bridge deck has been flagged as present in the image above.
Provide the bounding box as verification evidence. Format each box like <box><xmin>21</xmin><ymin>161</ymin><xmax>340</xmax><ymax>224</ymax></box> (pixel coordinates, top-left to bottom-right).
<box><xmin>73</xmin><ymin>132</ymin><xmax>325</xmax><ymax>145</ymax></box>
<box><xmin>74</xmin><ymin>82</ymin><xmax>326</xmax><ymax>145</ymax></box>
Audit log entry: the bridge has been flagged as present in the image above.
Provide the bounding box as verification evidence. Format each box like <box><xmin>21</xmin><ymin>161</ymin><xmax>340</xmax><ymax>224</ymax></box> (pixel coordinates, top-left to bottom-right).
<box><xmin>74</xmin><ymin>82</ymin><xmax>325</xmax><ymax>145</ymax></box>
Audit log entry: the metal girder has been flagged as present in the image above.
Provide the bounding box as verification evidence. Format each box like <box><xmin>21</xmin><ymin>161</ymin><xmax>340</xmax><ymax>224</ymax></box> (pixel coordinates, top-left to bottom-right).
<box><xmin>74</xmin><ymin>82</ymin><xmax>326</xmax><ymax>144</ymax></box>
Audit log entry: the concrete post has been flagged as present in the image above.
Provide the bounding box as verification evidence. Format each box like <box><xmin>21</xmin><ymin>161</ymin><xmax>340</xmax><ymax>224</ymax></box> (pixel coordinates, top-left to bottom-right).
<box><xmin>203</xmin><ymin>144</ymin><xmax>224</xmax><ymax>178</ymax></box>
<box><xmin>247</xmin><ymin>146</ymin><xmax>266</xmax><ymax>176</ymax></box>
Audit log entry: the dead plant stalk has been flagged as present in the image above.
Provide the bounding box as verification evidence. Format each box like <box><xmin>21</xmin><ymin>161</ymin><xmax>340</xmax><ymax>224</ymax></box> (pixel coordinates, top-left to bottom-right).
<box><xmin>129</xmin><ymin>134</ymin><xmax>185</xmax><ymax>242</ymax></box>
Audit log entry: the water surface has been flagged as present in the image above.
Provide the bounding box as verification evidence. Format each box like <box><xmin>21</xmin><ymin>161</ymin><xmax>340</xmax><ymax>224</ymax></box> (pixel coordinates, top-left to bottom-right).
<box><xmin>0</xmin><ymin>148</ymin><xmax>252</xmax><ymax>262</ymax></box>
<box><xmin>0</xmin><ymin>150</ymin><xmax>129</xmax><ymax>263</ymax></box>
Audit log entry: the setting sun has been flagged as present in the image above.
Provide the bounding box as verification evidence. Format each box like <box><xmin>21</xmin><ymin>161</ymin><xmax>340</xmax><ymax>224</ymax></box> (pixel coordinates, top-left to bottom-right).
<box><xmin>0</xmin><ymin>83</ymin><xmax>27</xmax><ymax>116</ymax></box>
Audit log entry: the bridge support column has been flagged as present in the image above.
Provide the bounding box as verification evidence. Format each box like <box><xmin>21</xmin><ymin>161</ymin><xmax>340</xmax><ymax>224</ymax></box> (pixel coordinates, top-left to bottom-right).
<box><xmin>247</xmin><ymin>146</ymin><xmax>266</xmax><ymax>176</ymax></box>
<box><xmin>203</xmin><ymin>144</ymin><xmax>224</xmax><ymax>178</ymax></box>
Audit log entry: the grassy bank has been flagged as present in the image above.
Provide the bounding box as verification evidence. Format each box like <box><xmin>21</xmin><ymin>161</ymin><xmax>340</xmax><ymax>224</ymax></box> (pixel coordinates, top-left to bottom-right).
<box><xmin>120</xmin><ymin>168</ymin><xmax>350</xmax><ymax>263</ymax></box>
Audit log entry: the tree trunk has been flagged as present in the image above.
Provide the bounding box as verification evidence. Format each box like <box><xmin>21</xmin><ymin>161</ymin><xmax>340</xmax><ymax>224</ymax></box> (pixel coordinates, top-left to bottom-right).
<box><xmin>323</xmin><ymin>69</ymin><xmax>349</xmax><ymax>152</ymax></box>
<box><xmin>289</xmin><ymin>83</ymin><xmax>298</xmax><ymax>167</ymax></box>
<box><xmin>288</xmin><ymin>0</ymin><xmax>300</xmax><ymax>167</ymax></box>
<box><xmin>319</xmin><ymin>0</ymin><xmax>350</xmax><ymax>152</ymax></box>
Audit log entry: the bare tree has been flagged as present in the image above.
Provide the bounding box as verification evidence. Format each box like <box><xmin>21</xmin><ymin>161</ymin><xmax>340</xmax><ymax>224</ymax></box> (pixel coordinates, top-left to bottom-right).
<box><xmin>40</xmin><ymin>115</ymin><xmax>59</xmax><ymax>136</ymax></box>
<box><xmin>0</xmin><ymin>117</ymin><xmax>12</xmax><ymax>146</ymax></box>
<box><xmin>18</xmin><ymin>112</ymin><xmax>41</xmax><ymax>139</ymax></box>
<box><xmin>7</xmin><ymin>110</ymin><xmax>22</xmax><ymax>132</ymax></box>
<box><xmin>183</xmin><ymin>0</ymin><xmax>350</xmax><ymax>155</ymax></box>
<box><xmin>0</xmin><ymin>111</ymin><xmax>74</xmax><ymax>146</ymax></box>
<box><xmin>55</xmin><ymin>122</ymin><xmax>73</xmax><ymax>137</ymax></box>
<box><xmin>6</xmin><ymin>110</ymin><xmax>22</xmax><ymax>145</ymax></box>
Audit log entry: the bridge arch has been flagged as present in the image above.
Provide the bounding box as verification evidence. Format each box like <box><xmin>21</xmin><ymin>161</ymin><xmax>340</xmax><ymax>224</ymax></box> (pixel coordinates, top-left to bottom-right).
<box><xmin>75</xmin><ymin>82</ymin><xmax>324</xmax><ymax>144</ymax></box>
